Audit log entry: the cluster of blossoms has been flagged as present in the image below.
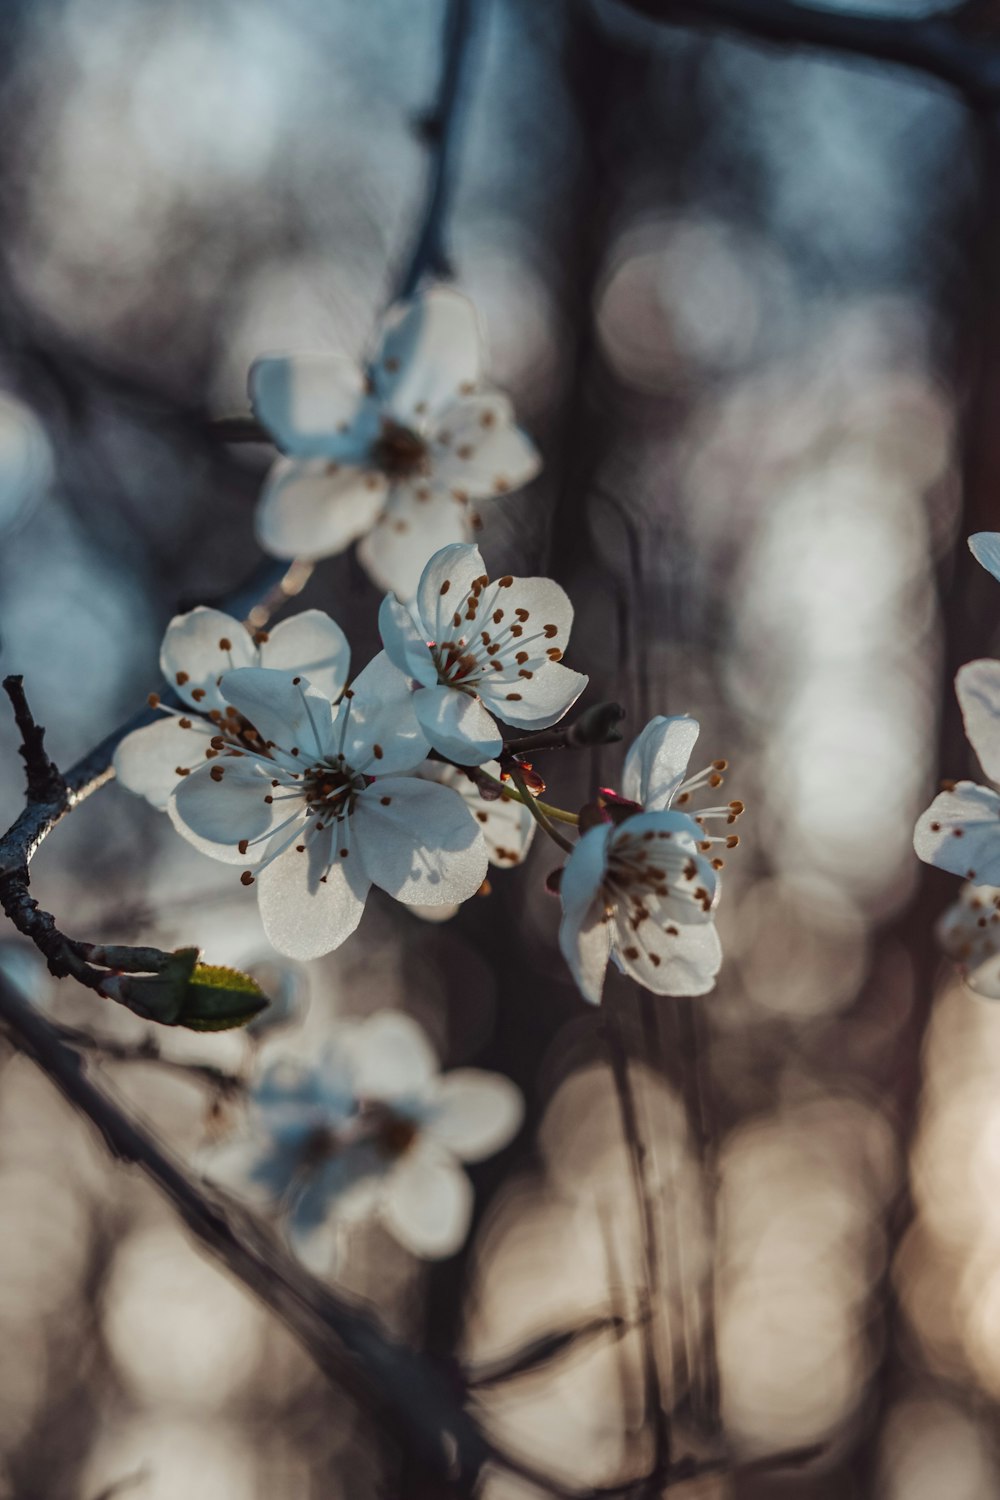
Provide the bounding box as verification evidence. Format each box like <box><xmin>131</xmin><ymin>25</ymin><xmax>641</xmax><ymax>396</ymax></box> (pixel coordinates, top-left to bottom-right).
<box><xmin>114</xmin><ymin>534</ymin><xmax>739</xmax><ymax>1000</ymax></box>
<box><xmin>205</xmin><ymin>1010</ymin><xmax>523</xmax><ymax>1264</ymax></box>
<box><xmin>915</xmin><ymin>533</ymin><xmax>1000</xmax><ymax>995</ymax></box>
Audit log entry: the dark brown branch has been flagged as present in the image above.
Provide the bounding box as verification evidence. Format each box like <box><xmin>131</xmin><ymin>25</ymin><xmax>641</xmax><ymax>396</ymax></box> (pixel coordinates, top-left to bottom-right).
<box><xmin>3</xmin><ymin>675</ymin><xmax>67</xmax><ymax>806</ymax></box>
<box><xmin>617</xmin><ymin>0</ymin><xmax>1000</xmax><ymax>110</ymax></box>
<box><xmin>502</xmin><ymin>701</ymin><xmax>626</xmax><ymax>757</ymax></box>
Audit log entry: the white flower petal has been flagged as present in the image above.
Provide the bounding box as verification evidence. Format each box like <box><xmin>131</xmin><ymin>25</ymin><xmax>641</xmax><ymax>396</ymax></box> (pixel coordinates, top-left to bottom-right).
<box><xmin>249</xmin><ymin>353</ymin><xmax>377</xmax><ymax>460</ymax></box>
<box><xmin>415</xmin><ymin>541</ymin><xmax>487</xmax><ymax>639</ymax></box>
<box><xmin>430</xmin><ymin>392</ymin><xmax>541</xmax><ymax>500</ymax></box>
<box><xmin>416</xmin><ymin>760</ymin><xmax>536</xmax><ymax>867</ymax></box>
<box><xmin>966</xmin><ymin>956</ymin><xmax>1000</xmax><ymax>1000</ymax></box>
<box><xmin>353</xmin><ymin>776</ymin><xmax>487</xmax><ymax>907</ymax></box>
<box><xmin>378</xmin><ymin>594</ymin><xmax>438</xmax><ymax>687</ymax></box>
<box><xmin>160</xmin><ymin>607</ymin><xmax>256</xmax><ymax>713</ymax></box>
<box><xmin>375</xmin><ymin>288</ymin><xmax>482</xmax><ymax>426</ymax></box>
<box><xmin>425</xmin><ymin>1070</ymin><xmax>523</xmax><ymax>1162</ymax></box>
<box><xmin>613</xmin><ymin>911</ymin><xmax>721</xmax><ymax>997</ymax></box>
<box><xmin>342</xmin><ymin>650</ymin><xmax>429</xmax><ymax>775</ymax></box>
<box><xmin>413</xmin><ymin>685</ymin><xmax>502</xmax><ymax>764</ymax></box>
<box><xmin>349</xmin><ymin>1010</ymin><xmax>439</xmax><ymax>1099</ymax></box>
<box><xmin>610</xmin><ymin>810</ymin><xmax>718</xmax><ymax>924</ymax></box>
<box><xmin>478</xmin><ymin>660</ymin><xmax>588</xmax><ymax>730</ymax></box>
<box><xmin>969</xmin><ymin>532</ymin><xmax>1000</xmax><ymax>583</ymax></box>
<box><xmin>255</xmin><ymin>457</ymin><xmax>387</xmax><ymax>561</ymax></box>
<box><xmin>261</xmin><ymin>611</ymin><xmax>351</xmax><ymax>703</ymax></box>
<box><xmin>914</xmin><ymin>782</ymin><xmax>1000</xmax><ymax>883</ymax></box>
<box><xmin>220</xmin><ymin>667</ymin><xmax>336</xmax><ymax>762</ymax></box>
<box><xmin>358</xmin><ymin>482</ymin><xmax>472</xmax><ymax>601</ymax></box>
<box><xmin>113</xmin><ymin>716</ymin><xmax>214</xmax><ymax>810</ymax></box>
<box><xmin>257</xmin><ymin>830</ymin><xmax>371</xmax><ymax>961</ymax></box>
<box><xmin>623</xmin><ymin>716</ymin><xmax>700</xmax><ymax>811</ymax></box>
<box><xmin>198</xmin><ymin>1131</ymin><xmax>299</xmax><ymax>1206</ymax></box>
<box><xmin>169</xmin><ymin>757</ymin><xmax>290</xmax><ymax>862</ymax></box>
<box><xmin>559</xmin><ymin>824</ymin><xmax>614</xmax><ymax>1005</ymax></box>
<box><xmin>956</xmin><ymin>660</ymin><xmax>1000</xmax><ymax>786</ymax></box>
<box><xmin>380</xmin><ymin>1139</ymin><xmax>473</xmax><ymax>1258</ymax></box>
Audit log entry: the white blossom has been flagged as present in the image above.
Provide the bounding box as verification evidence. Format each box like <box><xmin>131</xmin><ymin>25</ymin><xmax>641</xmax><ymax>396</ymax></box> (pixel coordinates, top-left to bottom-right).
<box><xmin>203</xmin><ymin>1011</ymin><xmax>523</xmax><ymax>1266</ymax></box>
<box><xmin>250</xmin><ymin>288</ymin><xmax>541</xmax><ymax>599</ymax></box>
<box><xmin>167</xmin><ymin>651</ymin><xmax>488</xmax><ymax>960</ymax></box>
<box><xmin>559</xmin><ymin>716</ymin><xmax>739</xmax><ymax>1004</ymax></box>
<box><xmin>914</xmin><ymin>659</ymin><xmax>1000</xmax><ymax>886</ymax></box>
<box><xmin>937</xmin><ymin>881</ymin><xmax>1000</xmax><ymax>999</ymax></box>
<box><xmin>114</xmin><ymin>606</ymin><xmax>350</xmax><ymax>809</ymax></box>
<box><xmin>379</xmin><ymin>542</ymin><xmax>587</xmax><ymax>764</ymax></box>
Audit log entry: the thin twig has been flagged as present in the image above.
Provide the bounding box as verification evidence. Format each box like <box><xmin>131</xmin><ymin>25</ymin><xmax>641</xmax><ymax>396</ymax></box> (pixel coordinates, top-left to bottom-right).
<box><xmin>602</xmin><ymin>999</ymin><xmax>672</xmax><ymax>1483</ymax></box>
<box><xmin>617</xmin><ymin>0</ymin><xmax>1000</xmax><ymax>110</ymax></box>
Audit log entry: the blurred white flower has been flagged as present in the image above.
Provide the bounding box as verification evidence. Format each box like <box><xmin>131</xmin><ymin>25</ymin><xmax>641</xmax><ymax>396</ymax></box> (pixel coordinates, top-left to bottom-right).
<box><xmin>379</xmin><ymin>542</ymin><xmax>587</xmax><ymax>763</ymax></box>
<box><xmin>914</xmin><ymin>659</ymin><xmax>1000</xmax><ymax>886</ymax></box>
<box><xmin>114</xmin><ymin>605</ymin><xmax>350</xmax><ymax>809</ymax></box>
<box><xmin>167</xmin><ymin>651</ymin><xmax>487</xmax><ymax>959</ymax></box>
<box><xmin>0</xmin><ymin>391</ymin><xmax>53</xmax><ymax>535</ymax></box>
<box><xmin>204</xmin><ymin>1011</ymin><xmax>523</xmax><ymax>1265</ymax></box>
<box><xmin>559</xmin><ymin>716</ymin><xmax>738</xmax><ymax>1004</ymax></box>
<box><xmin>937</xmin><ymin>882</ymin><xmax>1000</xmax><ymax>999</ymax></box>
<box><xmin>416</xmin><ymin>760</ymin><xmax>536</xmax><ymax>869</ymax></box>
<box><xmin>250</xmin><ymin>287</ymin><xmax>541</xmax><ymax>599</ymax></box>
<box><xmin>969</xmin><ymin>531</ymin><xmax>1000</xmax><ymax>583</ymax></box>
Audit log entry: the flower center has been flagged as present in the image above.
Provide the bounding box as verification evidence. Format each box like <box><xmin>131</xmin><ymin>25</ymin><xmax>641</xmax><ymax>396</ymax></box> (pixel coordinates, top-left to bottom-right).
<box><xmin>298</xmin><ymin>1123</ymin><xmax>339</xmax><ymax>1170</ymax></box>
<box><xmin>302</xmin><ymin>760</ymin><xmax>367</xmax><ymax>822</ymax></box>
<box><xmin>357</xmin><ymin>1100</ymin><xmax>419</xmax><ymax>1159</ymax></box>
<box><xmin>372</xmin><ymin>419</ymin><xmax>429</xmax><ymax>478</ymax></box>
<box><xmin>430</xmin><ymin>639</ymin><xmax>482</xmax><ymax>693</ymax></box>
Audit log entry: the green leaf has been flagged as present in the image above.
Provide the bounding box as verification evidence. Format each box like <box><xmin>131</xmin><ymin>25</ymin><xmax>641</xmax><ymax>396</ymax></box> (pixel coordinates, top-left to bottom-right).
<box><xmin>96</xmin><ymin>950</ymin><xmax>270</xmax><ymax>1031</ymax></box>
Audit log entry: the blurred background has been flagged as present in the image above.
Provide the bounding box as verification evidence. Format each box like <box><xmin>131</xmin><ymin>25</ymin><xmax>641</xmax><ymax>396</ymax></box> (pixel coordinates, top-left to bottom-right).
<box><xmin>0</xmin><ymin>0</ymin><xmax>996</xmax><ymax>1494</ymax></box>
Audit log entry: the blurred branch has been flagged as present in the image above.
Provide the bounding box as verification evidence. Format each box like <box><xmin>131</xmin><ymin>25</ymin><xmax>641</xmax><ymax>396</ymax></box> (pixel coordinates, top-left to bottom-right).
<box><xmin>602</xmin><ymin>1000</ymin><xmax>673</xmax><ymax>1483</ymax></box>
<box><xmin>464</xmin><ymin>1312</ymin><xmax>633</xmax><ymax>1389</ymax></box>
<box><xmin>616</xmin><ymin>0</ymin><xmax>1000</xmax><ymax>109</ymax></box>
<box><xmin>395</xmin><ymin>0</ymin><xmax>481</xmax><ymax>299</ymax></box>
<box><xmin>0</xmin><ymin>969</ymin><xmax>492</xmax><ymax>1487</ymax></box>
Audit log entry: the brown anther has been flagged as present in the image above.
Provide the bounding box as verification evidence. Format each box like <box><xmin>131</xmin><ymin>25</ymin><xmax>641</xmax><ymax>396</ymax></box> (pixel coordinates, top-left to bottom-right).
<box><xmin>174</xmin><ymin>766</ymin><xmax>190</xmax><ymax>776</ymax></box>
<box><xmin>179</xmin><ymin>717</ymin><xmax>192</xmax><ymax>729</ymax></box>
<box><xmin>264</xmin><ymin>795</ymin><xmax>274</xmax><ymax>804</ymax></box>
<box><xmin>210</xmin><ymin>736</ymin><xmax>226</xmax><ymax>750</ymax></box>
<box><xmin>543</xmin><ymin>624</ymin><xmax>558</xmax><ymax>639</ymax></box>
<box><xmin>271</xmin><ymin>779</ymin><xmax>280</xmax><ymax>788</ymax></box>
<box><xmin>510</xmin><ymin>625</ymin><xmax>523</xmax><ymax>638</ymax></box>
<box><xmin>728</xmin><ymin>800</ymin><xmax>745</xmax><ymax>814</ymax></box>
<box><xmin>147</xmin><ymin>693</ymin><xmax>160</xmax><ymax>708</ymax></box>
<box><xmin>191</xmin><ymin>688</ymin><xmax>206</xmax><ymax>703</ymax></box>
<box><xmin>218</xmin><ymin>637</ymin><xmax>232</xmax><ymax>651</ymax></box>
<box><xmin>457</xmin><ymin>444</ymin><xmax>473</xmax><ymax>460</ymax></box>
<box><xmin>175</xmin><ymin>671</ymin><xmax>190</xmax><ymax>686</ymax></box>
<box><xmin>726</xmin><ymin>834</ymin><xmax>740</xmax><ymax>849</ymax></box>
<box><xmin>698</xmin><ymin>840</ymin><xmax>712</xmax><ymax>852</ymax></box>
<box><xmin>547</xmin><ymin>648</ymin><xmax>563</xmax><ymax>661</ymax></box>
<box><xmin>453</xmin><ymin>612</ymin><xmax>462</xmax><ymax>628</ymax></box>
<box><xmin>210</xmin><ymin>765</ymin><xmax>225</xmax><ymax>782</ymax></box>
<box><xmin>518</xmin><ymin>669</ymin><xmax>533</xmax><ymax>679</ymax></box>
<box><xmin>481</xmin><ymin>410</ymin><xmax>496</xmax><ymax>429</ymax></box>
<box><xmin>713</xmin><ymin>759</ymin><xmax>728</xmax><ymax>771</ymax></box>
<box><xmin>476</xmin><ymin>810</ymin><xmax>488</xmax><ymax>824</ymax></box>
<box><xmin>290</xmin><ymin>747</ymin><xmax>300</xmax><ymax>757</ymax></box>
<box><xmin>380</xmin><ymin>795</ymin><xmax>392</xmax><ymax>806</ymax></box>
<box><xmin>240</xmin><ymin>871</ymin><xmax>255</xmax><ymax>886</ymax></box>
<box><xmin>515</xmin><ymin>608</ymin><xmax>530</xmax><ymax>622</ymax></box>
<box><xmin>296</xmin><ymin>844</ymin><xmax>306</xmax><ymax>853</ymax></box>
<box><xmin>676</xmin><ymin>792</ymin><xmax>690</xmax><ymax>806</ymax></box>
<box><xmin>238</xmin><ymin>839</ymin><xmax>249</xmax><ymax>855</ymax></box>
<box><xmin>493</xmin><ymin>609</ymin><xmax>504</xmax><ymax>624</ymax></box>
<box><xmin>498</xmin><ymin>576</ymin><xmax>513</xmax><ymax>588</ymax></box>
<box><xmin>494</xmin><ymin>477</ymin><xmax>510</xmax><ymax>493</ymax></box>
<box><xmin>440</xmin><ymin>580</ymin><xmax>451</xmax><ymax>596</ymax></box>
<box><xmin>941</xmin><ymin>779</ymin><xmax>957</xmax><ymax>792</ymax></box>
<box><xmin>623</xmin><ymin>946</ymin><xmax>640</xmax><ymax>961</ymax></box>
<box><xmin>506</xmin><ymin>692</ymin><xmax>522</xmax><ymax>701</ymax></box>
<box><xmin>253</xmin><ymin>630</ymin><xmax>270</xmax><ymax>644</ymax></box>
<box><xmin>205</xmin><ymin>748</ymin><xmax>218</xmax><ymax>760</ymax></box>
<box><xmin>709</xmin><ymin>773</ymin><xmax>723</xmax><ymax>788</ymax></box>
<box><xmin>373</xmin><ymin>744</ymin><xmax>384</xmax><ymax>760</ymax></box>
<box><xmin>292</xmin><ymin>676</ymin><xmax>301</xmax><ymax>685</ymax></box>
<box><xmin>712</xmin><ymin>858</ymin><xmax>725</xmax><ymax>870</ymax></box>
<box><xmin>953</xmin><ymin>828</ymin><xmax>965</xmax><ymax>837</ymax></box>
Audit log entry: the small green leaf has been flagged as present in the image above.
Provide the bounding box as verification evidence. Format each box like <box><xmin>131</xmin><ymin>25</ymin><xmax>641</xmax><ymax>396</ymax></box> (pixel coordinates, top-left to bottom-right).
<box><xmin>96</xmin><ymin>950</ymin><xmax>269</xmax><ymax>1031</ymax></box>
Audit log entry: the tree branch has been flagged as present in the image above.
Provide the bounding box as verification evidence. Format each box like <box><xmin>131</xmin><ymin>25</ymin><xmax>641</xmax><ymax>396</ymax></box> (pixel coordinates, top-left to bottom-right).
<box><xmin>616</xmin><ymin>0</ymin><xmax>1000</xmax><ymax>110</ymax></box>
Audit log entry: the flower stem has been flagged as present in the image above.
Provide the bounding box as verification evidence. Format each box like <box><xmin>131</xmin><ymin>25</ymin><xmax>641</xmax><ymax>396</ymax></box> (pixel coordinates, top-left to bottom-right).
<box><xmin>506</xmin><ymin>765</ymin><xmax>576</xmax><ymax>854</ymax></box>
<box><xmin>474</xmin><ymin>766</ymin><xmax>579</xmax><ymax>827</ymax></box>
